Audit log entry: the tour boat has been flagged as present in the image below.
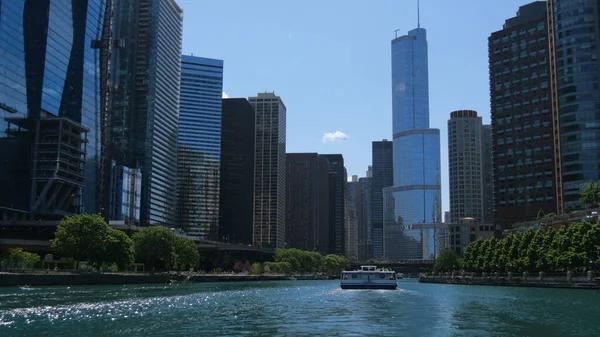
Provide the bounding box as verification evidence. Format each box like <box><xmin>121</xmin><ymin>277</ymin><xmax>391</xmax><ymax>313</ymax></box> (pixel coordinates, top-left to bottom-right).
<box><xmin>340</xmin><ymin>265</ymin><xmax>397</xmax><ymax>290</ymax></box>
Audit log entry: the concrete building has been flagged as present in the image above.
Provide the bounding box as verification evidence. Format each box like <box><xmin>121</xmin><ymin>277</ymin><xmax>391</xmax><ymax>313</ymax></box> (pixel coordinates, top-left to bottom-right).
<box><xmin>489</xmin><ymin>1</ymin><xmax>556</xmax><ymax>229</ymax></box>
<box><xmin>250</xmin><ymin>93</ymin><xmax>286</xmax><ymax>249</ymax></box>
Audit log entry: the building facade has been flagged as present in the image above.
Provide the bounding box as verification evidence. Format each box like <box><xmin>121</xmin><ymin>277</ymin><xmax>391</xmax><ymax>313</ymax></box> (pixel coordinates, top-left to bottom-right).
<box><xmin>384</xmin><ymin>27</ymin><xmax>442</xmax><ymax>261</ymax></box>
<box><xmin>219</xmin><ymin>98</ymin><xmax>255</xmax><ymax>245</ymax></box>
<box><xmin>548</xmin><ymin>0</ymin><xmax>600</xmax><ymax>212</ymax></box>
<box><xmin>448</xmin><ymin>110</ymin><xmax>484</xmax><ymax>222</ymax></box>
<box><xmin>481</xmin><ymin>125</ymin><xmax>494</xmax><ymax>223</ymax></box>
<box><xmin>489</xmin><ymin>1</ymin><xmax>556</xmax><ymax>229</ymax></box>
<box><xmin>109</xmin><ymin>161</ymin><xmax>142</xmax><ymax>224</ymax></box>
<box><xmin>0</xmin><ymin>0</ymin><xmax>106</xmax><ymax>219</ymax></box>
<box><xmin>176</xmin><ymin>56</ymin><xmax>223</xmax><ymax>238</ymax></box>
<box><xmin>285</xmin><ymin>153</ymin><xmax>330</xmax><ymax>252</ymax></box>
<box><xmin>103</xmin><ymin>0</ymin><xmax>183</xmax><ymax>227</ymax></box>
<box><xmin>250</xmin><ymin>92</ymin><xmax>286</xmax><ymax>249</ymax></box>
<box><xmin>371</xmin><ymin>140</ymin><xmax>393</xmax><ymax>259</ymax></box>
<box><xmin>358</xmin><ymin>177</ymin><xmax>372</xmax><ymax>262</ymax></box>
<box><xmin>345</xmin><ymin>176</ymin><xmax>359</xmax><ymax>261</ymax></box>
<box><xmin>320</xmin><ymin>154</ymin><xmax>346</xmax><ymax>255</ymax></box>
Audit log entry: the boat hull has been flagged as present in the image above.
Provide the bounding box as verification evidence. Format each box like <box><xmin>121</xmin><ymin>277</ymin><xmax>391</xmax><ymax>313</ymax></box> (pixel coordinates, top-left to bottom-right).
<box><xmin>340</xmin><ymin>284</ymin><xmax>397</xmax><ymax>290</ymax></box>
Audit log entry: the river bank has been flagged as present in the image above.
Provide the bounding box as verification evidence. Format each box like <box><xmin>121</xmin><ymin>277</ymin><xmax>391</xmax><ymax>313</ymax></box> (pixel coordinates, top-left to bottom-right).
<box><xmin>419</xmin><ymin>271</ymin><xmax>600</xmax><ymax>290</ymax></box>
<box><xmin>0</xmin><ymin>272</ymin><xmax>332</xmax><ymax>287</ymax></box>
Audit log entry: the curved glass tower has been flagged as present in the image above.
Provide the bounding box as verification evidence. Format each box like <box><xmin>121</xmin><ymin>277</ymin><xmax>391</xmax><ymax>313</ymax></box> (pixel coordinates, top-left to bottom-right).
<box><xmin>383</xmin><ymin>27</ymin><xmax>442</xmax><ymax>261</ymax></box>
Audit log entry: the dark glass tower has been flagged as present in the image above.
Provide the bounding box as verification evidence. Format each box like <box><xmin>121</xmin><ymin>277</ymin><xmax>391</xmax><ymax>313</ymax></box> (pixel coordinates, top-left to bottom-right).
<box><xmin>176</xmin><ymin>56</ymin><xmax>223</xmax><ymax>238</ymax></box>
<box><xmin>219</xmin><ymin>98</ymin><xmax>255</xmax><ymax>245</ymax></box>
<box><xmin>489</xmin><ymin>2</ymin><xmax>556</xmax><ymax>228</ymax></box>
<box><xmin>104</xmin><ymin>0</ymin><xmax>183</xmax><ymax>227</ymax></box>
<box><xmin>548</xmin><ymin>0</ymin><xmax>600</xmax><ymax>212</ymax></box>
<box><xmin>320</xmin><ymin>154</ymin><xmax>346</xmax><ymax>255</ymax></box>
<box><xmin>371</xmin><ymin>140</ymin><xmax>393</xmax><ymax>259</ymax></box>
<box><xmin>0</xmin><ymin>0</ymin><xmax>105</xmax><ymax>219</ymax></box>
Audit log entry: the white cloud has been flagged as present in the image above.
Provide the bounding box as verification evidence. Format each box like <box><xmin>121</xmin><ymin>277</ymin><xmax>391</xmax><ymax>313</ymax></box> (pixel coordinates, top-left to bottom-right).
<box><xmin>322</xmin><ymin>130</ymin><xmax>348</xmax><ymax>143</ymax></box>
<box><xmin>222</xmin><ymin>92</ymin><xmax>229</xmax><ymax>98</ymax></box>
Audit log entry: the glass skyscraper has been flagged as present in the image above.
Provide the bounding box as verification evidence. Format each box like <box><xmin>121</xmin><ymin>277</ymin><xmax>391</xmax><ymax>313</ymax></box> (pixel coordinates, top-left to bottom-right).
<box><xmin>383</xmin><ymin>27</ymin><xmax>442</xmax><ymax>261</ymax></box>
<box><xmin>177</xmin><ymin>56</ymin><xmax>223</xmax><ymax>239</ymax></box>
<box><xmin>0</xmin><ymin>0</ymin><xmax>105</xmax><ymax>218</ymax></box>
<box><xmin>105</xmin><ymin>0</ymin><xmax>182</xmax><ymax>227</ymax></box>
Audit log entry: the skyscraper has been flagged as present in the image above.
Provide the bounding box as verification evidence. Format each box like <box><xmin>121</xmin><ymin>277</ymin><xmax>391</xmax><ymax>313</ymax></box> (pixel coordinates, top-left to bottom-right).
<box><xmin>0</xmin><ymin>0</ymin><xmax>106</xmax><ymax>219</ymax></box>
<box><xmin>489</xmin><ymin>1</ymin><xmax>556</xmax><ymax>228</ymax></box>
<box><xmin>371</xmin><ymin>140</ymin><xmax>393</xmax><ymax>259</ymax></box>
<box><xmin>177</xmin><ymin>56</ymin><xmax>223</xmax><ymax>238</ymax></box>
<box><xmin>357</xmin><ymin>177</ymin><xmax>372</xmax><ymax>262</ymax></box>
<box><xmin>447</xmin><ymin>110</ymin><xmax>484</xmax><ymax>222</ymax></box>
<box><xmin>220</xmin><ymin>98</ymin><xmax>256</xmax><ymax>245</ymax></box>
<box><xmin>548</xmin><ymin>0</ymin><xmax>600</xmax><ymax>212</ymax></box>
<box><xmin>481</xmin><ymin>125</ymin><xmax>494</xmax><ymax>223</ymax></box>
<box><xmin>320</xmin><ymin>154</ymin><xmax>346</xmax><ymax>255</ymax></box>
<box><xmin>104</xmin><ymin>0</ymin><xmax>183</xmax><ymax>227</ymax></box>
<box><xmin>250</xmin><ymin>92</ymin><xmax>286</xmax><ymax>249</ymax></box>
<box><xmin>346</xmin><ymin>177</ymin><xmax>359</xmax><ymax>261</ymax></box>
<box><xmin>285</xmin><ymin>153</ymin><xmax>330</xmax><ymax>252</ymax></box>
<box><xmin>384</xmin><ymin>24</ymin><xmax>442</xmax><ymax>261</ymax></box>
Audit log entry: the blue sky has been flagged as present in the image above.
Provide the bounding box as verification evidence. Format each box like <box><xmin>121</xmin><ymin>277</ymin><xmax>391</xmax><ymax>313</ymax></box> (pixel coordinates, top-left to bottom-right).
<box><xmin>177</xmin><ymin>0</ymin><xmax>533</xmax><ymax>213</ymax></box>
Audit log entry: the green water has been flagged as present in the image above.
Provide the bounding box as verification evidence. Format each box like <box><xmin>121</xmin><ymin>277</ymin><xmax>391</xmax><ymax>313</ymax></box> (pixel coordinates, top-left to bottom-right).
<box><xmin>0</xmin><ymin>280</ymin><xmax>598</xmax><ymax>336</ymax></box>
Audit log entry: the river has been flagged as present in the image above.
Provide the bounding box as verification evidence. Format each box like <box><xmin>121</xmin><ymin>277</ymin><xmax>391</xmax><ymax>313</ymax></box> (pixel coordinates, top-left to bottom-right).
<box><xmin>0</xmin><ymin>279</ymin><xmax>598</xmax><ymax>336</ymax></box>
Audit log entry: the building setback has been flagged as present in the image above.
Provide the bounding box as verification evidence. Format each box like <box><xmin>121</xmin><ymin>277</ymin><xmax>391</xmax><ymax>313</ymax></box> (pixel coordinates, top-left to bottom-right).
<box><xmin>489</xmin><ymin>1</ymin><xmax>556</xmax><ymax>229</ymax></box>
<box><xmin>103</xmin><ymin>0</ymin><xmax>183</xmax><ymax>227</ymax></box>
<box><xmin>249</xmin><ymin>93</ymin><xmax>286</xmax><ymax>249</ymax></box>
<box><xmin>384</xmin><ymin>26</ymin><xmax>443</xmax><ymax>261</ymax></box>
<box><xmin>219</xmin><ymin>98</ymin><xmax>256</xmax><ymax>245</ymax></box>
<box><xmin>371</xmin><ymin>140</ymin><xmax>393</xmax><ymax>259</ymax></box>
<box><xmin>285</xmin><ymin>153</ymin><xmax>330</xmax><ymax>253</ymax></box>
<box><xmin>176</xmin><ymin>56</ymin><xmax>223</xmax><ymax>238</ymax></box>
<box><xmin>320</xmin><ymin>154</ymin><xmax>346</xmax><ymax>255</ymax></box>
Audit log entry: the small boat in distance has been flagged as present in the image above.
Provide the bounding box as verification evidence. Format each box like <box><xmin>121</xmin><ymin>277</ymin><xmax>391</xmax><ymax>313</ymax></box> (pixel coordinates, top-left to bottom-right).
<box><xmin>340</xmin><ymin>265</ymin><xmax>397</xmax><ymax>290</ymax></box>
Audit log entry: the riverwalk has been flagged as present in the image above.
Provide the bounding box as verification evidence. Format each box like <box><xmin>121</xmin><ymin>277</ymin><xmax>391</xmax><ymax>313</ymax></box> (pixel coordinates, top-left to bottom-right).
<box><xmin>419</xmin><ymin>271</ymin><xmax>600</xmax><ymax>289</ymax></box>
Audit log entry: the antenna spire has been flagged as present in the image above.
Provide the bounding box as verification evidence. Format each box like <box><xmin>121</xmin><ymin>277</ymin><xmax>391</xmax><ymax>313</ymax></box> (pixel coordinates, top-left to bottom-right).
<box><xmin>394</xmin><ymin>29</ymin><xmax>400</xmax><ymax>38</ymax></box>
<box><xmin>417</xmin><ymin>0</ymin><xmax>421</xmax><ymax>28</ymax></box>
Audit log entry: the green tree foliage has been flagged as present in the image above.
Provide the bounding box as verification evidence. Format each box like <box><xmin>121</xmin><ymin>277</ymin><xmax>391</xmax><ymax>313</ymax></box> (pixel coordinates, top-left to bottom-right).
<box><xmin>52</xmin><ymin>214</ymin><xmax>113</xmax><ymax>268</ymax></box>
<box><xmin>322</xmin><ymin>254</ymin><xmax>350</xmax><ymax>276</ymax></box>
<box><xmin>463</xmin><ymin>221</ymin><xmax>600</xmax><ymax>273</ymax></box>
<box><xmin>272</xmin><ymin>249</ymin><xmax>348</xmax><ymax>275</ymax></box>
<box><xmin>433</xmin><ymin>248</ymin><xmax>460</xmax><ymax>273</ymax></box>
<box><xmin>580</xmin><ymin>181</ymin><xmax>600</xmax><ymax>208</ymax></box>
<box><xmin>250</xmin><ymin>262</ymin><xmax>262</xmax><ymax>275</ymax></box>
<box><xmin>132</xmin><ymin>226</ymin><xmax>200</xmax><ymax>271</ymax></box>
<box><xmin>8</xmin><ymin>248</ymin><xmax>41</xmax><ymax>268</ymax></box>
<box><xmin>105</xmin><ymin>229</ymin><xmax>135</xmax><ymax>271</ymax></box>
<box><xmin>174</xmin><ymin>236</ymin><xmax>200</xmax><ymax>271</ymax></box>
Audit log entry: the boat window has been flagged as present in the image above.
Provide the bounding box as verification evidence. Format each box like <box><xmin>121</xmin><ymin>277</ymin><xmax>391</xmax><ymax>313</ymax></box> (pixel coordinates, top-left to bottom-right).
<box><xmin>351</xmin><ymin>274</ymin><xmax>358</xmax><ymax>279</ymax></box>
<box><xmin>379</xmin><ymin>274</ymin><xmax>385</xmax><ymax>279</ymax></box>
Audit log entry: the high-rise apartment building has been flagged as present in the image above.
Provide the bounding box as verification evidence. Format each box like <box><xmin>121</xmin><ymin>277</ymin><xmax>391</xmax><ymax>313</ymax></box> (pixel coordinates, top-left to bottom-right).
<box><xmin>0</xmin><ymin>0</ymin><xmax>106</xmax><ymax>219</ymax></box>
<box><xmin>285</xmin><ymin>153</ymin><xmax>330</xmax><ymax>252</ymax></box>
<box><xmin>176</xmin><ymin>56</ymin><xmax>223</xmax><ymax>238</ymax></box>
<box><xmin>548</xmin><ymin>0</ymin><xmax>600</xmax><ymax>212</ymax></box>
<box><xmin>250</xmin><ymin>92</ymin><xmax>286</xmax><ymax>249</ymax></box>
<box><xmin>358</xmin><ymin>177</ymin><xmax>372</xmax><ymax>262</ymax></box>
<box><xmin>384</xmin><ymin>26</ymin><xmax>442</xmax><ymax>261</ymax></box>
<box><xmin>219</xmin><ymin>98</ymin><xmax>256</xmax><ymax>245</ymax></box>
<box><xmin>448</xmin><ymin>110</ymin><xmax>484</xmax><ymax>222</ymax></box>
<box><xmin>489</xmin><ymin>1</ymin><xmax>556</xmax><ymax>228</ymax></box>
<box><xmin>320</xmin><ymin>154</ymin><xmax>346</xmax><ymax>255</ymax></box>
<box><xmin>346</xmin><ymin>176</ymin><xmax>359</xmax><ymax>261</ymax></box>
<box><xmin>371</xmin><ymin>140</ymin><xmax>393</xmax><ymax>259</ymax></box>
<box><xmin>104</xmin><ymin>0</ymin><xmax>182</xmax><ymax>227</ymax></box>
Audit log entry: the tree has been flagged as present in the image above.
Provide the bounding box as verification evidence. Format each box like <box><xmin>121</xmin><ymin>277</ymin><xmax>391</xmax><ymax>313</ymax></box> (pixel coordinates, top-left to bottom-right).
<box><xmin>105</xmin><ymin>229</ymin><xmax>135</xmax><ymax>271</ymax></box>
<box><xmin>52</xmin><ymin>214</ymin><xmax>111</xmax><ymax>269</ymax></box>
<box><xmin>322</xmin><ymin>254</ymin><xmax>349</xmax><ymax>276</ymax></box>
<box><xmin>250</xmin><ymin>262</ymin><xmax>262</xmax><ymax>275</ymax></box>
<box><xmin>8</xmin><ymin>248</ymin><xmax>40</xmax><ymax>269</ymax></box>
<box><xmin>132</xmin><ymin>226</ymin><xmax>178</xmax><ymax>270</ymax></box>
<box><xmin>174</xmin><ymin>236</ymin><xmax>200</xmax><ymax>271</ymax></box>
<box><xmin>580</xmin><ymin>181</ymin><xmax>600</xmax><ymax>208</ymax></box>
<box><xmin>433</xmin><ymin>248</ymin><xmax>460</xmax><ymax>273</ymax></box>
